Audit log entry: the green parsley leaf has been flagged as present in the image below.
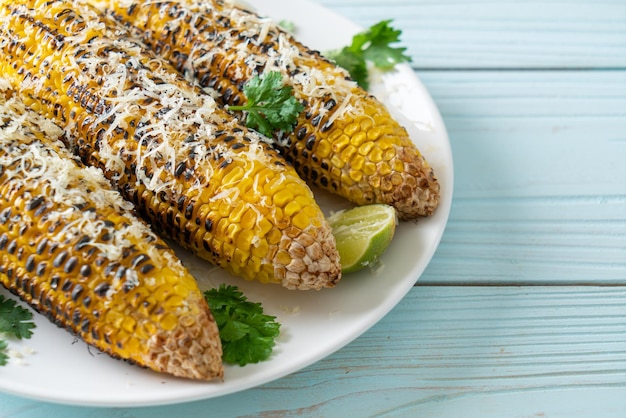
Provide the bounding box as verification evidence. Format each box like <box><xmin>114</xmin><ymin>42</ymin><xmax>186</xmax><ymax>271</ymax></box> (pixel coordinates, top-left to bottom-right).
<box><xmin>327</xmin><ymin>20</ymin><xmax>412</xmax><ymax>90</ymax></box>
<box><xmin>278</xmin><ymin>19</ymin><xmax>296</xmax><ymax>33</ymax></box>
<box><xmin>0</xmin><ymin>295</ymin><xmax>35</xmax><ymax>367</ymax></box>
<box><xmin>204</xmin><ymin>285</ymin><xmax>281</xmax><ymax>366</ymax></box>
<box><xmin>0</xmin><ymin>340</ymin><xmax>8</xmax><ymax>366</ymax></box>
<box><xmin>228</xmin><ymin>71</ymin><xmax>304</xmax><ymax>137</ymax></box>
<box><xmin>330</xmin><ymin>49</ymin><xmax>368</xmax><ymax>89</ymax></box>
<box><xmin>0</xmin><ymin>295</ymin><xmax>35</xmax><ymax>339</ymax></box>
<box><xmin>353</xmin><ymin>20</ymin><xmax>411</xmax><ymax>70</ymax></box>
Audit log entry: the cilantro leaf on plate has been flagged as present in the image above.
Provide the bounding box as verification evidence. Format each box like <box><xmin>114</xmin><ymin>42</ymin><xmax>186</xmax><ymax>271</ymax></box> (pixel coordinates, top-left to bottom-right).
<box><xmin>327</xmin><ymin>20</ymin><xmax>412</xmax><ymax>89</ymax></box>
<box><xmin>0</xmin><ymin>295</ymin><xmax>35</xmax><ymax>340</ymax></box>
<box><xmin>0</xmin><ymin>340</ymin><xmax>8</xmax><ymax>366</ymax></box>
<box><xmin>204</xmin><ymin>285</ymin><xmax>281</xmax><ymax>366</ymax></box>
<box><xmin>0</xmin><ymin>295</ymin><xmax>36</xmax><ymax>367</ymax></box>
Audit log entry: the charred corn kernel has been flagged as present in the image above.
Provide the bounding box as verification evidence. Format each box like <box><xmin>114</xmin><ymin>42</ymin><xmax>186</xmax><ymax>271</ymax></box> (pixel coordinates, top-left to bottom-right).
<box><xmin>91</xmin><ymin>0</ymin><xmax>441</xmax><ymax>220</ymax></box>
<box><xmin>0</xmin><ymin>0</ymin><xmax>341</xmax><ymax>290</ymax></box>
<box><xmin>0</xmin><ymin>88</ymin><xmax>222</xmax><ymax>380</ymax></box>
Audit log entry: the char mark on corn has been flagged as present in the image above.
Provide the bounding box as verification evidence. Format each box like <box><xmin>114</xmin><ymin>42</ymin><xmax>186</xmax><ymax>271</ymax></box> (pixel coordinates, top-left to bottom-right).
<box><xmin>92</xmin><ymin>0</ymin><xmax>440</xmax><ymax>220</ymax></box>
<box><xmin>0</xmin><ymin>0</ymin><xmax>341</xmax><ymax>290</ymax></box>
<box><xmin>0</xmin><ymin>86</ymin><xmax>222</xmax><ymax>380</ymax></box>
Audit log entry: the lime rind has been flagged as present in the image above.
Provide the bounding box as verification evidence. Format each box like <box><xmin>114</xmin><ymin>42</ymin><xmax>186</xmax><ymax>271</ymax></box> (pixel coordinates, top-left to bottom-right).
<box><xmin>328</xmin><ymin>204</ymin><xmax>398</xmax><ymax>273</ymax></box>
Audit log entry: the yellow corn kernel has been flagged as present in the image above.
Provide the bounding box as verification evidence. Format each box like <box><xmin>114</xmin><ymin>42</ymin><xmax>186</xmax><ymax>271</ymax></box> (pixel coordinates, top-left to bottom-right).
<box><xmin>273</xmin><ymin>189</ymin><xmax>294</xmax><ymax>208</ymax></box>
<box><xmin>160</xmin><ymin>312</ymin><xmax>178</xmax><ymax>331</ymax></box>
<box><xmin>344</xmin><ymin>122</ymin><xmax>360</xmax><ymax>137</ymax></box>
<box><xmin>368</xmin><ymin>147</ymin><xmax>384</xmax><ymax>163</ymax></box>
<box><xmin>350</xmin><ymin>131</ymin><xmax>367</xmax><ymax>147</ymax></box>
<box><xmin>164</xmin><ymin>295</ymin><xmax>185</xmax><ymax>309</ymax></box>
<box><xmin>293</xmin><ymin>210</ymin><xmax>314</xmax><ymax>231</ymax></box>
<box><xmin>251</xmin><ymin>238</ymin><xmax>269</xmax><ymax>258</ymax></box>
<box><xmin>121</xmin><ymin>316</ymin><xmax>137</xmax><ymax>334</ymax></box>
<box><xmin>233</xmin><ymin>248</ymin><xmax>250</xmax><ymax>268</ymax></box>
<box><xmin>236</xmin><ymin>228</ymin><xmax>255</xmax><ymax>253</ymax></box>
<box><xmin>221</xmin><ymin>165</ymin><xmax>245</xmax><ymax>185</ymax></box>
<box><xmin>378</xmin><ymin>162</ymin><xmax>393</xmax><ymax>176</ymax></box>
<box><xmin>315</xmin><ymin>139</ymin><xmax>332</xmax><ymax>159</ymax></box>
<box><xmin>228</xmin><ymin>201</ymin><xmax>247</xmax><ymax>223</ymax></box>
<box><xmin>331</xmin><ymin>134</ymin><xmax>351</xmax><ymax>153</ymax></box>
<box><xmin>349</xmin><ymin>170</ymin><xmax>363</xmax><ymax>183</ymax></box>
<box><xmin>331</xmin><ymin>155</ymin><xmax>346</xmax><ymax>170</ymax></box>
<box><xmin>105</xmin><ymin>310</ymin><xmax>125</xmax><ymax>329</ymax></box>
<box><xmin>363</xmin><ymin>161</ymin><xmax>377</xmax><ymax>176</ymax></box>
<box><xmin>284</xmin><ymin>200</ymin><xmax>302</xmax><ymax>217</ymax></box>
<box><xmin>358</xmin><ymin>141</ymin><xmax>375</xmax><ymax>156</ymax></box>
<box><xmin>240</xmin><ymin>208</ymin><xmax>257</xmax><ymax>231</ymax></box>
<box><xmin>275</xmin><ymin>250</ymin><xmax>292</xmax><ymax>266</ymax></box>
<box><xmin>360</xmin><ymin>117</ymin><xmax>374</xmax><ymax>131</ymax></box>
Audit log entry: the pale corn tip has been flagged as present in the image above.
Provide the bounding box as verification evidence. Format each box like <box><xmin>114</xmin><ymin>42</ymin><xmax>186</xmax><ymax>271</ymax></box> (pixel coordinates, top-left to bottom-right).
<box><xmin>276</xmin><ymin>222</ymin><xmax>341</xmax><ymax>290</ymax></box>
<box><xmin>147</xmin><ymin>297</ymin><xmax>223</xmax><ymax>380</ymax></box>
<box><xmin>385</xmin><ymin>145</ymin><xmax>440</xmax><ymax>220</ymax></box>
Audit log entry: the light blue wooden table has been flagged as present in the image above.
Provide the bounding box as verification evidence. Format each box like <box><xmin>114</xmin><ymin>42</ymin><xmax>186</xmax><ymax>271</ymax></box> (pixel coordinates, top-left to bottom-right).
<box><xmin>2</xmin><ymin>0</ymin><xmax>625</xmax><ymax>416</ymax></box>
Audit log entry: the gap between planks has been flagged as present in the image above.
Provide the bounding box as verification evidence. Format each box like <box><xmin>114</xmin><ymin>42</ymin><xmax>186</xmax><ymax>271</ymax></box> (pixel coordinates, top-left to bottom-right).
<box><xmin>412</xmin><ymin>67</ymin><xmax>626</xmax><ymax>72</ymax></box>
<box><xmin>414</xmin><ymin>281</ymin><xmax>626</xmax><ymax>287</ymax></box>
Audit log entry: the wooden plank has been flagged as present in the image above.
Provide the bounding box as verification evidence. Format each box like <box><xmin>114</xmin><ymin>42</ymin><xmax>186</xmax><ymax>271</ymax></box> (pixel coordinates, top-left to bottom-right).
<box><xmin>2</xmin><ymin>286</ymin><xmax>624</xmax><ymax>417</ymax></box>
<box><xmin>315</xmin><ymin>0</ymin><xmax>626</xmax><ymax>69</ymax></box>
<box><xmin>421</xmin><ymin>70</ymin><xmax>626</xmax><ymax>198</ymax></box>
<box><xmin>414</xmin><ymin>70</ymin><xmax>626</xmax><ymax>285</ymax></box>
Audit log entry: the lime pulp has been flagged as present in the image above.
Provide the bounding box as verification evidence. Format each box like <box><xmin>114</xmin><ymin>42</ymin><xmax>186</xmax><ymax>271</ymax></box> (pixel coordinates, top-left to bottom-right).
<box><xmin>328</xmin><ymin>204</ymin><xmax>398</xmax><ymax>273</ymax></box>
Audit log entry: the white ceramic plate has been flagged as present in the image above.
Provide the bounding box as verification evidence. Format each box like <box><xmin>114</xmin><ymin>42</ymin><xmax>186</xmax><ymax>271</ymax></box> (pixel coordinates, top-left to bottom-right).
<box><xmin>0</xmin><ymin>0</ymin><xmax>453</xmax><ymax>407</ymax></box>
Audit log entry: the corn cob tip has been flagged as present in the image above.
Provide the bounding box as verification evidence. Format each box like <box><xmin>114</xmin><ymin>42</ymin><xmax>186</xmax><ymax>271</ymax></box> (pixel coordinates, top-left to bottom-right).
<box><xmin>147</xmin><ymin>299</ymin><xmax>223</xmax><ymax>380</ymax></box>
<box><xmin>387</xmin><ymin>146</ymin><xmax>440</xmax><ymax>221</ymax></box>
<box><xmin>277</xmin><ymin>221</ymin><xmax>341</xmax><ymax>290</ymax></box>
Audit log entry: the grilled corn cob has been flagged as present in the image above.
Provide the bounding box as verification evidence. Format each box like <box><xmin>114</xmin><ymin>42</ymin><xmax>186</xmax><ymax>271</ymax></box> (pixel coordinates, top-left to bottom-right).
<box><xmin>91</xmin><ymin>0</ymin><xmax>440</xmax><ymax>220</ymax></box>
<box><xmin>0</xmin><ymin>84</ymin><xmax>222</xmax><ymax>380</ymax></box>
<box><xmin>0</xmin><ymin>0</ymin><xmax>340</xmax><ymax>290</ymax></box>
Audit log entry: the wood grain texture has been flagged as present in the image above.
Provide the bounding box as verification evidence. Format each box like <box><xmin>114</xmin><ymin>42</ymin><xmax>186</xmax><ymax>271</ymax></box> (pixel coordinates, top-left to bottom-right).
<box><xmin>2</xmin><ymin>287</ymin><xmax>625</xmax><ymax>417</ymax></box>
<box><xmin>416</xmin><ymin>70</ymin><xmax>626</xmax><ymax>285</ymax></box>
<box><xmin>316</xmin><ymin>0</ymin><xmax>626</xmax><ymax>69</ymax></box>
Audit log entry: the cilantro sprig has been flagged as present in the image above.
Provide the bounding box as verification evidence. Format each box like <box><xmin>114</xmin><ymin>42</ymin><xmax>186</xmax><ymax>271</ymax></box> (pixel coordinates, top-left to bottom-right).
<box><xmin>0</xmin><ymin>294</ymin><xmax>35</xmax><ymax>366</ymax></box>
<box><xmin>0</xmin><ymin>341</ymin><xmax>8</xmax><ymax>366</ymax></box>
<box><xmin>228</xmin><ymin>71</ymin><xmax>304</xmax><ymax>137</ymax></box>
<box><xmin>326</xmin><ymin>20</ymin><xmax>412</xmax><ymax>90</ymax></box>
<box><xmin>205</xmin><ymin>285</ymin><xmax>280</xmax><ymax>366</ymax></box>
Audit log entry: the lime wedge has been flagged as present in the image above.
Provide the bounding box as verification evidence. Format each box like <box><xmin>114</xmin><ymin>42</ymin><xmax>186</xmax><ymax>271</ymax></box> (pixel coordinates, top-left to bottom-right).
<box><xmin>328</xmin><ymin>204</ymin><xmax>398</xmax><ymax>273</ymax></box>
